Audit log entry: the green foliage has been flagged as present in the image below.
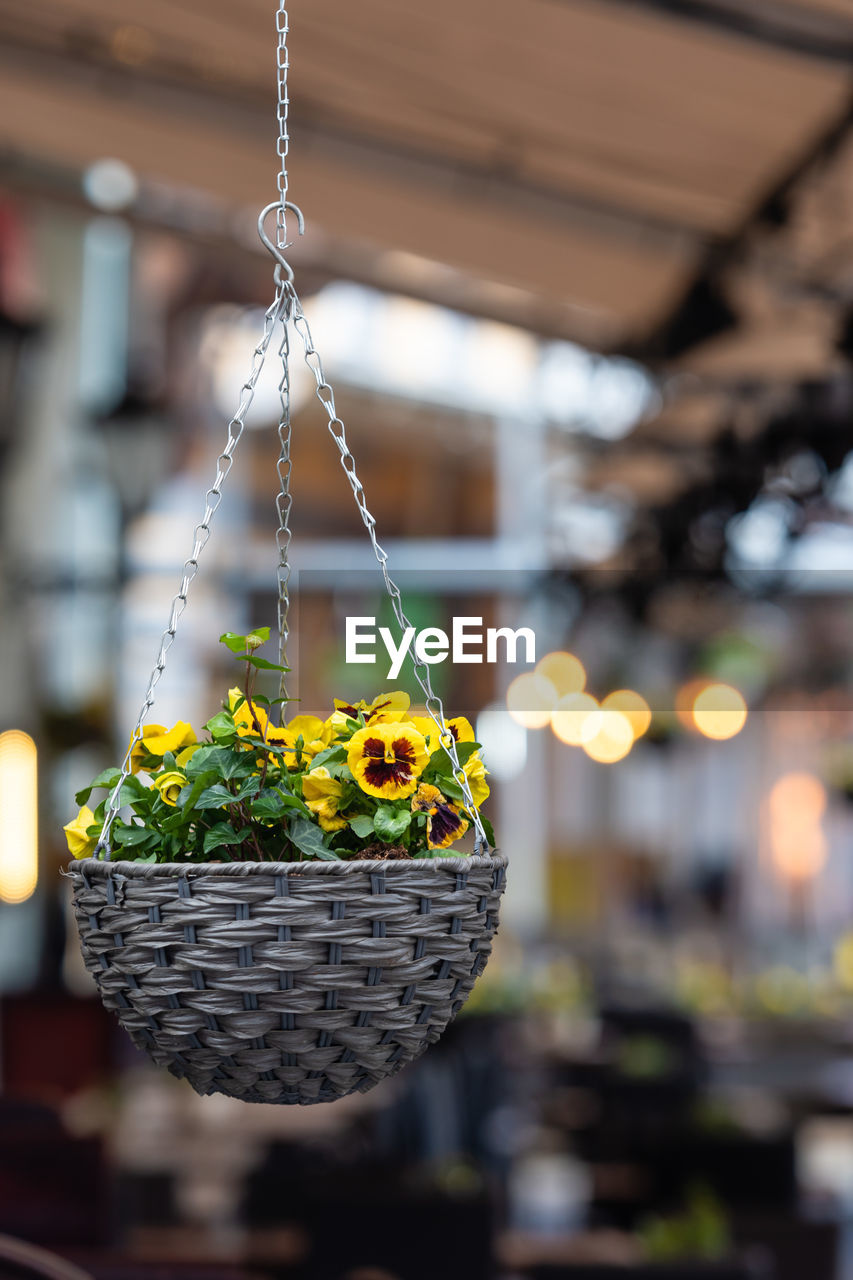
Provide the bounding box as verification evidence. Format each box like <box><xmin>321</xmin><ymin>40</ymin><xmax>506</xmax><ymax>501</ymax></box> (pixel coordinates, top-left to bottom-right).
<box><xmin>639</xmin><ymin>1186</ymin><xmax>730</xmax><ymax>1263</ymax></box>
<box><xmin>67</xmin><ymin>626</ymin><xmax>494</xmax><ymax>865</ymax></box>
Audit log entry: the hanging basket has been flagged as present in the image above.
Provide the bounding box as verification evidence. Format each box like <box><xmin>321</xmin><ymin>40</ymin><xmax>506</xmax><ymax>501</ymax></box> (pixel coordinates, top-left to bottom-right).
<box><xmin>66</xmin><ymin>10</ymin><xmax>506</xmax><ymax>1104</ymax></box>
<box><xmin>68</xmin><ymin>854</ymin><xmax>506</xmax><ymax>1104</ymax></box>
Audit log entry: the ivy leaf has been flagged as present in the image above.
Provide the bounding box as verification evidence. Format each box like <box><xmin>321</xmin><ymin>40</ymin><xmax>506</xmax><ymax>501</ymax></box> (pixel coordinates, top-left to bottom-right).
<box><xmin>437</xmin><ymin>775</ymin><xmax>466</xmax><ymax>804</ymax></box>
<box><xmin>220</xmin><ymin>631</ymin><xmax>251</xmax><ymax>654</ymax></box>
<box><xmin>114</xmin><ymin>824</ymin><xmax>157</xmax><ymax>847</ymax></box>
<box><xmin>177</xmin><ymin>771</ymin><xmax>219</xmax><ymax>813</ymax></box>
<box><xmin>244</xmin><ymin>655</ymin><xmax>289</xmax><ymax>672</ymax></box>
<box><xmin>349</xmin><ymin>814</ymin><xmax>375</xmax><ymax>839</ymax></box>
<box><xmin>194</xmin><ymin>784</ymin><xmax>237</xmax><ymax>810</ymax></box>
<box><xmin>288</xmin><ymin>815</ymin><xmax>340</xmax><ymax>860</ymax></box>
<box><xmin>75</xmin><ymin>767</ymin><xmax>121</xmax><ymax>806</ymax></box>
<box><xmin>119</xmin><ymin>775</ymin><xmax>152</xmax><ymax>807</ymax></box>
<box><xmin>235</xmin><ymin>775</ymin><xmax>262</xmax><ymax>803</ymax></box>
<box><xmin>309</xmin><ymin>745</ymin><xmax>347</xmax><ymax>771</ymax></box>
<box><xmin>373</xmin><ymin>805</ymin><xmax>412</xmax><ymax>842</ymax></box>
<box><xmin>186</xmin><ymin>745</ymin><xmax>254</xmax><ymax>781</ymax></box>
<box><xmin>205</xmin><ymin>711</ymin><xmax>237</xmax><ymax>743</ymax></box>
<box><xmin>203</xmin><ymin>822</ymin><xmax>252</xmax><ymax>855</ymax></box>
<box><xmin>250</xmin><ymin>791</ymin><xmax>289</xmax><ymax>821</ymax></box>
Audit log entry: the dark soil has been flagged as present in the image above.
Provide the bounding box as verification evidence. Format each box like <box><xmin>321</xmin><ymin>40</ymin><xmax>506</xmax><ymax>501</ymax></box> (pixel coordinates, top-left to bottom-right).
<box><xmin>355</xmin><ymin>842</ymin><xmax>412</xmax><ymax>860</ymax></box>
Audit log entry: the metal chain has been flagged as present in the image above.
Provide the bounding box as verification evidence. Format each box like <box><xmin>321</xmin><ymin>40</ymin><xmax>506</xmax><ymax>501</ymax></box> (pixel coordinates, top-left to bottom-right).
<box><xmin>95</xmin><ymin>282</ymin><xmax>289</xmax><ymax>857</ymax></box>
<box><xmin>275</xmin><ymin>2</ymin><xmax>290</xmax><ymax>252</ymax></box>
<box><xmin>274</xmin><ymin>294</ymin><xmax>293</xmax><ymax>715</ymax></box>
<box><xmin>283</xmin><ymin>278</ymin><xmax>489</xmax><ymax>854</ymax></box>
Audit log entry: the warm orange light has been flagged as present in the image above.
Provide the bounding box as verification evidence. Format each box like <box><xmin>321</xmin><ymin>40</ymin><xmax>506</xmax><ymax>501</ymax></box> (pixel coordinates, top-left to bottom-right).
<box><xmin>768</xmin><ymin>772</ymin><xmax>827</xmax><ymax>824</ymax></box>
<box><xmin>771</xmin><ymin>826</ymin><xmax>827</xmax><ymax>882</ymax></box>
<box><xmin>767</xmin><ymin>772</ymin><xmax>828</xmax><ymax>884</ymax></box>
<box><xmin>692</xmin><ymin>684</ymin><xmax>747</xmax><ymax>740</ymax></box>
<box><xmin>506</xmin><ymin>672</ymin><xmax>558</xmax><ymax>729</ymax></box>
<box><xmin>583</xmin><ymin>710</ymin><xmax>634</xmax><ymax>763</ymax></box>
<box><xmin>535</xmin><ymin>651</ymin><xmax>586</xmax><ymax>697</ymax></box>
<box><xmin>0</xmin><ymin>731</ymin><xmax>38</xmax><ymax>904</ymax></box>
<box><xmin>551</xmin><ymin>693</ymin><xmax>601</xmax><ymax>746</ymax></box>
<box><xmin>601</xmin><ymin>690</ymin><xmax>651</xmax><ymax>740</ymax></box>
<box><xmin>675</xmin><ymin>678</ymin><xmax>711</xmax><ymax>731</ymax></box>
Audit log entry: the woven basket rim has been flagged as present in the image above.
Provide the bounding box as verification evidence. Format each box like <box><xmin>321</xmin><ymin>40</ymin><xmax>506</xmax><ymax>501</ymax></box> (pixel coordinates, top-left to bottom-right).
<box><xmin>67</xmin><ymin>852</ymin><xmax>506</xmax><ymax>879</ymax></box>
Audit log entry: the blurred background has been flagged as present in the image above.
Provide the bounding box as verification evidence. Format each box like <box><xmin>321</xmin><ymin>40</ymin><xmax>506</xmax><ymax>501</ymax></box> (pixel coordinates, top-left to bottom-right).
<box><xmin>3</xmin><ymin>1</ymin><xmax>853</xmax><ymax>1277</ymax></box>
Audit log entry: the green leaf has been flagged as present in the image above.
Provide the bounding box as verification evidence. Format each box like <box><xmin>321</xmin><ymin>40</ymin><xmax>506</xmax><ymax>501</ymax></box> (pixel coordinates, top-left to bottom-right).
<box><xmin>219</xmin><ymin>631</ymin><xmax>250</xmax><ymax>654</ymax></box>
<box><xmin>309</xmin><ymin>744</ymin><xmax>347</xmax><ymax>771</ymax></box>
<box><xmin>205</xmin><ymin>711</ymin><xmax>237</xmax><ymax>742</ymax></box>
<box><xmin>114</xmin><ymin>825</ymin><xmax>157</xmax><ymax>847</ymax></box>
<box><xmin>288</xmin><ymin>815</ymin><xmax>340</xmax><ymax>860</ymax></box>
<box><xmin>75</xmin><ymin>767</ymin><xmax>122</xmax><ymax>806</ymax></box>
<box><xmin>244</xmin><ymin>655</ymin><xmax>288</xmax><ymax>672</ymax></box>
<box><xmin>119</xmin><ymin>777</ymin><xmax>153</xmax><ymax>808</ymax></box>
<box><xmin>177</xmin><ymin>771</ymin><xmax>219</xmax><ymax>812</ymax></box>
<box><xmin>437</xmin><ymin>776</ymin><xmax>466</xmax><ymax>804</ymax></box>
<box><xmin>186</xmin><ymin>745</ymin><xmax>253</xmax><ymax>781</ymax></box>
<box><xmin>373</xmin><ymin>805</ymin><xmax>412</xmax><ymax>842</ymax></box>
<box><xmin>203</xmin><ymin>822</ymin><xmax>252</xmax><ymax>855</ymax></box>
<box><xmin>250</xmin><ymin>791</ymin><xmax>289</xmax><ymax>821</ymax></box>
<box><xmin>480</xmin><ymin>816</ymin><xmax>496</xmax><ymax>847</ymax></box>
<box><xmin>194</xmin><ymin>784</ymin><xmax>237</xmax><ymax>810</ymax></box>
<box><xmin>246</xmin><ymin>627</ymin><xmax>271</xmax><ymax>648</ymax></box>
<box><xmin>235</xmin><ymin>775</ymin><xmax>262</xmax><ymax>803</ymax></box>
<box><xmin>349</xmin><ymin>814</ymin><xmax>375</xmax><ymax>839</ymax></box>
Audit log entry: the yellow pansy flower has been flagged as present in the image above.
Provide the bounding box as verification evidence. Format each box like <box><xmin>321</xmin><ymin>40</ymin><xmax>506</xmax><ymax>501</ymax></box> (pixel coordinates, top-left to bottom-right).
<box><xmin>411</xmin><ymin>783</ymin><xmax>469</xmax><ymax>850</ymax></box>
<box><xmin>462</xmin><ymin>753</ymin><xmax>490</xmax><ymax>808</ymax></box>
<box><xmin>152</xmin><ymin>770</ymin><xmax>186</xmax><ymax>806</ymax></box>
<box><xmin>261</xmin><ymin>715</ymin><xmax>329</xmax><ymax>769</ymax></box>
<box><xmin>347</xmin><ymin>722</ymin><xmax>429</xmax><ymax>800</ymax></box>
<box><xmin>64</xmin><ymin>805</ymin><xmax>97</xmax><ymax>859</ymax></box>
<box><xmin>329</xmin><ymin>691</ymin><xmax>411</xmax><ymax>739</ymax></box>
<box><xmin>130</xmin><ymin>721</ymin><xmax>196</xmax><ymax>772</ymax></box>
<box><xmin>409</xmin><ymin>714</ymin><xmax>475</xmax><ymax>755</ymax></box>
<box><xmin>227</xmin><ymin>687</ymin><xmax>270</xmax><ymax>739</ymax></box>
<box><xmin>301</xmin><ymin>765</ymin><xmax>347</xmax><ymax>832</ymax></box>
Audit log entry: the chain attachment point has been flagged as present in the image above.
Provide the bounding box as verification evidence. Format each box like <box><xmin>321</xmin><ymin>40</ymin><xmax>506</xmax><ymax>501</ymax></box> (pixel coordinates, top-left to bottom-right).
<box><xmin>258</xmin><ymin>200</ymin><xmax>305</xmax><ymax>284</ymax></box>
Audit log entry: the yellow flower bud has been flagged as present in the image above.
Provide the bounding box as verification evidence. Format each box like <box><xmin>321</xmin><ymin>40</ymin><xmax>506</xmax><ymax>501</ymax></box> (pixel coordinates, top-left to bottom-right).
<box><xmin>152</xmin><ymin>770</ymin><xmax>187</xmax><ymax>806</ymax></box>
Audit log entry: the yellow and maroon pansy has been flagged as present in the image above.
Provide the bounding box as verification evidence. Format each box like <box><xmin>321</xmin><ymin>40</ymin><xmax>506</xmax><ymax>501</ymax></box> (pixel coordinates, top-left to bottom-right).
<box><xmin>347</xmin><ymin>722</ymin><xmax>429</xmax><ymax>800</ymax></box>
<box><xmin>330</xmin><ymin>691</ymin><xmax>411</xmax><ymax>737</ymax></box>
<box><xmin>409</xmin><ymin>713</ymin><xmax>476</xmax><ymax>755</ymax></box>
<box><xmin>270</xmin><ymin>715</ymin><xmax>330</xmax><ymax>767</ymax></box>
<box><xmin>411</xmin><ymin>782</ymin><xmax>469</xmax><ymax>850</ymax></box>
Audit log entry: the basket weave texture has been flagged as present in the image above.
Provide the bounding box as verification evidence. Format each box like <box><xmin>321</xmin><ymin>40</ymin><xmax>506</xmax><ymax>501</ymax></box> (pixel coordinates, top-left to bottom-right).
<box><xmin>68</xmin><ymin>854</ymin><xmax>507</xmax><ymax>1104</ymax></box>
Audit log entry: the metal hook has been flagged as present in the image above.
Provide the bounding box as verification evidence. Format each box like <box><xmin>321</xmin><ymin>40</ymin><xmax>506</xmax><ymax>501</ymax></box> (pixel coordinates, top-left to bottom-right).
<box><xmin>257</xmin><ymin>200</ymin><xmax>305</xmax><ymax>284</ymax></box>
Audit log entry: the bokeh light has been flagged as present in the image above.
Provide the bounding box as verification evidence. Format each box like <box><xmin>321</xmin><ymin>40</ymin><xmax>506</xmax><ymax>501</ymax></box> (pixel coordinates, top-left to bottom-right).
<box><xmin>0</xmin><ymin>731</ymin><xmax>38</xmax><ymax>904</ymax></box>
<box><xmin>535</xmin><ymin>651</ymin><xmax>586</xmax><ymax>697</ymax></box>
<box><xmin>582</xmin><ymin>709</ymin><xmax>634</xmax><ymax>763</ymax></box>
<box><xmin>691</xmin><ymin>683</ymin><xmax>747</xmax><ymax>740</ymax></box>
<box><xmin>506</xmin><ymin>672</ymin><xmax>558</xmax><ymax>729</ymax></box>
<box><xmin>601</xmin><ymin>689</ymin><xmax>651</xmax><ymax>740</ymax></box>
<box><xmin>551</xmin><ymin>692</ymin><xmax>601</xmax><ymax>746</ymax></box>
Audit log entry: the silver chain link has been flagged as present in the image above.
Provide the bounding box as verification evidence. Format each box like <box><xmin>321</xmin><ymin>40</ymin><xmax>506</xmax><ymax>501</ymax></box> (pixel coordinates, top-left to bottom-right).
<box><xmin>96</xmin><ymin>283</ymin><xmax>289</xmax><ymax>856</ymax></box>
<box><xmin>275</xmin><ymin>2</ymin><xmax>290</xmax><ymax>252</ymax></box>
<box><xmin>274</xmin><ymin>293</ymin><xmax>293</xmax><ymax>715</ymax></box>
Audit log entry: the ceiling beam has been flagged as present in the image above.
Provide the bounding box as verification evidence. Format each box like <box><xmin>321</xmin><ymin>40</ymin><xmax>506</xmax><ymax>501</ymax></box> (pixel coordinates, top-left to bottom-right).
<box><xmin>590</xmin><ymin>0</ymin><xmax>853</xmax><ymax>64</ymax></box>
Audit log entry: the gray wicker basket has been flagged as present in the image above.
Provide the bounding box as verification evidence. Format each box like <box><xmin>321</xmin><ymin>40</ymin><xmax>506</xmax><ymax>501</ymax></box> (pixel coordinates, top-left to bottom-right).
<box><xmin>67</xmin><ymin>854</ymin><xmax>507</xmax><ymax>1104</ymax></box>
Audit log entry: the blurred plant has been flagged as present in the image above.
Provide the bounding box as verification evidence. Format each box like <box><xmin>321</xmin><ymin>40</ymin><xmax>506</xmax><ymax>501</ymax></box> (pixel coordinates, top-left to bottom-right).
<box><xmin>639</xmin><ymin>1184</ymin><xmax>730</xmax><ymax>1263</ymax></box>
<box><xmin>65</xmin><ymin>628</ymin><xmax>493</xmax><ymax>863</ymax></box>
